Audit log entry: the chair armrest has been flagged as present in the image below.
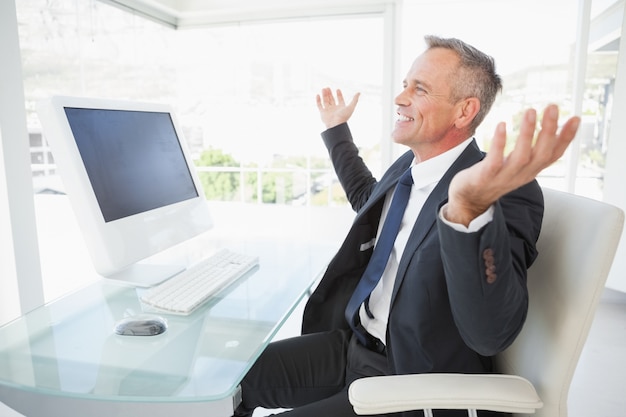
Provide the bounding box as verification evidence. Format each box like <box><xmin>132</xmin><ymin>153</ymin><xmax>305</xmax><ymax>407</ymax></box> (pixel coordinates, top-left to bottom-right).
<box><xmin>348</xmin><ymin>373</ymin><xmax>543</xmax><ymax>415</ymax></box>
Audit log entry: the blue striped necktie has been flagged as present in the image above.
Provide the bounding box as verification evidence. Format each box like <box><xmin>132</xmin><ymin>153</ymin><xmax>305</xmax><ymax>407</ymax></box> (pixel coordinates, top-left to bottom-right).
<box><xmin>344</xmin><ymin>167</ymin><xmax>413</xmax><ymax>345</ymax></box>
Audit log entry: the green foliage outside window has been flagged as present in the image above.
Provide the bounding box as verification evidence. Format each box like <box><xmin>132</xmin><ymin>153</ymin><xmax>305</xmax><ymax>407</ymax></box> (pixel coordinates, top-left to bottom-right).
<box><xmin>195</xmin><ymin>148</ymin><xmax>239</xmax><ymax>201</ymax></box>
<box><xmin>194</xmin><ymin>148</ymin><xmax>347</xmax><ymax>205</ymax></box>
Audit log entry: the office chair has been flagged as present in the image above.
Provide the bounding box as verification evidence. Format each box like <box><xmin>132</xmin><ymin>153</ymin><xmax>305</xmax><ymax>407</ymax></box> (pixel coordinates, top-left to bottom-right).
<box><xmin>348</xmin><ymin>187</ymin><xmax>625</xmax><ymax>417</ymax></box>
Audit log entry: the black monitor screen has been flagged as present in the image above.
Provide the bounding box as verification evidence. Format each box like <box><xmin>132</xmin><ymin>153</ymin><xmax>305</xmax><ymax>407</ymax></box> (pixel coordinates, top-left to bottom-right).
<box><xmin>64</xmin><ymin>107</ymin><xmax>199</xmax><ymax>222</ymax></box>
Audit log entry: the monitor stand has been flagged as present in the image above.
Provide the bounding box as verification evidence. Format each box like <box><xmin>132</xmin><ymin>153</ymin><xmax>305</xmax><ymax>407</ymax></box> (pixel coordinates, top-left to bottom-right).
<box><xmin>104</xmin><ymin>263</ymin><xmax>185</xmax><ymax>288</ymax></box>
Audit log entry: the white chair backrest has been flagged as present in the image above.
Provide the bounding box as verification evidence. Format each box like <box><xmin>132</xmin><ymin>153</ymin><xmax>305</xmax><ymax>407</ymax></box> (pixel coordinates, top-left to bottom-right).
<box><xmin>497</xmin><ymin>188</ymin><xmax>624</xmax><ymax>417</ymax></box>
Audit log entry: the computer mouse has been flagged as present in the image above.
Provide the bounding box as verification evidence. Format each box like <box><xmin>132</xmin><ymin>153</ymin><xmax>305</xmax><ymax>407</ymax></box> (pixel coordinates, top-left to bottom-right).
<box><xmin>113</xmin><ymin>315</ymin><xmax>168</xmax><ymax>336</ymax></box>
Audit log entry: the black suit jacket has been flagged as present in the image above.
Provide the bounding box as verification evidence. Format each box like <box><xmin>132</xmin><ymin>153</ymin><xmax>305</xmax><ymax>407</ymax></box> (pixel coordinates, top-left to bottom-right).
<box><xmin>302</xmin><ymin>123</ymin><xmax>543</xmax><ymax>377</ymax></box>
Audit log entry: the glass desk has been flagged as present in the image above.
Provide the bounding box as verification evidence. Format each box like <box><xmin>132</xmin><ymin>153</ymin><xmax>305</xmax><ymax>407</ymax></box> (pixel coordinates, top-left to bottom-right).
<box><xmin>0</xmin><ymin>202</ymin><xmax>350</xmax><ymax>417</ymax></box>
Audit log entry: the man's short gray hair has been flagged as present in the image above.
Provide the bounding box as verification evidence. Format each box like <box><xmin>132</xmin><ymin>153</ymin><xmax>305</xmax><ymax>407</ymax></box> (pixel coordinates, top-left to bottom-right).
<box><xmin>425</xmin><ymin>35</ymin><xmax>503</xmax><ymax>135</ymax></box>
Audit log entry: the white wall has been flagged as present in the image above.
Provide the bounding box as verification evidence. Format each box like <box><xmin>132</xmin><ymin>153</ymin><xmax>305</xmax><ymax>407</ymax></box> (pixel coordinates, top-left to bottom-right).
<box><xmin>0</xmin><ymin>0</ymin><xmax>44</xmax><ymax>323</ymax></box>
<box><xmin>0</xmin><ymin>127</ymin><xmax>20</xmax><ymax>324</ymax></box>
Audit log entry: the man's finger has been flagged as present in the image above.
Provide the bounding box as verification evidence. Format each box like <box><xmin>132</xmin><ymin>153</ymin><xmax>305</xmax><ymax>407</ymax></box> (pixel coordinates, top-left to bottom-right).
<box><xmin>349</xmin><ymin>92</ymin><xmax>361</xmax><ymax>109</ymax></box>
<box><xmin>336</xmin><ymin>89</ymin><xmax>345</xmax><ymax>106</ymax></box>
<box><xmin>481</xmin><ymin>121</ymin><xmax>507</xmax><ymax>174</ymax></box>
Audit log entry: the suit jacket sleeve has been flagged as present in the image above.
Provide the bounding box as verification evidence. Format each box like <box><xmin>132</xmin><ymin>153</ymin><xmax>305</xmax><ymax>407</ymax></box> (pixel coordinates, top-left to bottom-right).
<box><xmin>436</xmin><ymin>182</ymin><xmax>543</xmax><ymax>356</ymax></box>
<box><xmin>321</xmin><ymin>123</ymin><xmax>378</xmax><ymax>211</ymax></box>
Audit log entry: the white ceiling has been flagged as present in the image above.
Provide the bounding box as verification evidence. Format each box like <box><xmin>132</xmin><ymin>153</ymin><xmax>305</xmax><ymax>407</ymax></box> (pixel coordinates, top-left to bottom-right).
<box><xmin>100</xmin><ymin>0</ymin><xmax>394</xmax><ymax>28</ymax></box>
<box><xmin>101</xmin><ymin>0</ymin><xmax>622</xmax><ymax>52</ymax></box>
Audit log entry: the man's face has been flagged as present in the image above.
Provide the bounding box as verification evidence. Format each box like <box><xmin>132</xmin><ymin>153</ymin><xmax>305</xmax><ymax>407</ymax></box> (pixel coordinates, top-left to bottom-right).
<box><xmin>391</xmin><ymin>47</ymin><xmax>466</xmax><ymax>160</ymax></box>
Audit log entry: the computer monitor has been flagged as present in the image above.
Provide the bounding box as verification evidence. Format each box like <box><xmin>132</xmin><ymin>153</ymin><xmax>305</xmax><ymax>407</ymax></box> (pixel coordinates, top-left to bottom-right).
<box><xmin>37</xmin><ymin>96</ymin><xmax>213</xmax><ymax>287</ymax></box>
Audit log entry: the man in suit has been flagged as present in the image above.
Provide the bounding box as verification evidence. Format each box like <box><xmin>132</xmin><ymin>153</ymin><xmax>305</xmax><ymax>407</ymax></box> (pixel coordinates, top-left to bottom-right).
<box><xmin>234</xmin><ymin>36</ymin><xmax>580</xmax><ymax>417</ymax></box>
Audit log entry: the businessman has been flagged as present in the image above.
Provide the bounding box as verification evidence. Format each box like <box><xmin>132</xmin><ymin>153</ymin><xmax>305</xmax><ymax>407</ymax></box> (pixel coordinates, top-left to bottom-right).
<box><xmin>234</xmin><ymin>35</ymin><xmax>581</xmax><ymax>417</ymax></box>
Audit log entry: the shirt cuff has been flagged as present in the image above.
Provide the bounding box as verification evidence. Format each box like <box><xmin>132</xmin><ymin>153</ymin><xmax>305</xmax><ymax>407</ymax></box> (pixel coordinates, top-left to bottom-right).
<box><xmin>439</xmin><ymin>203</ymin><xmax>495</xmax><ymax>233</ymax></box>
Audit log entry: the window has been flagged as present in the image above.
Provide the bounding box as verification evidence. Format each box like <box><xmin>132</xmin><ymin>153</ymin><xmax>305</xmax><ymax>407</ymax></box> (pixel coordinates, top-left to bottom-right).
<box><xmin>17</xmin><ymin>0</ymin><xmax>385</xmax><ymax>207</ymax></box>
<box><xmin>574</xmin><ymin>0</ymin><xmax>622</xmax><ymax>200</ymax></box>
<box><xmin>16</xmin><ymin>0</ymin><xmax>384</xmax><ymax>301</ymax></box>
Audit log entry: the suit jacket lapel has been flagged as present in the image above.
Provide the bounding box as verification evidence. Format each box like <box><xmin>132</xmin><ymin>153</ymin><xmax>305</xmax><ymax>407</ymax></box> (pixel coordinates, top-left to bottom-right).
<box><xmin>352</xmin><ymin>150</ymin><xmax>415</xmax><ymax>224</ymax></box>
<box><xmin>391</xmin><ymin>140</ymin><xmax>485</xmax><ymax>300</ymax></box>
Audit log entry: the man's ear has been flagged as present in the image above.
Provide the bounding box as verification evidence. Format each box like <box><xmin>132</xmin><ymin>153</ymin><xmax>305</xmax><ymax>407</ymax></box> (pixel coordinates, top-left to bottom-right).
<box><xmin>454</xmin><ymin>97</ymin><xmax>481</xmax><ymax>129</ymax></box>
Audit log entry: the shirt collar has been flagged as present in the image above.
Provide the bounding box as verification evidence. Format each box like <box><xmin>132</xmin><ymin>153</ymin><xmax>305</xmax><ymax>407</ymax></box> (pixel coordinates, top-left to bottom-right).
<box><xmin>408</xmin><ymin>137</ymin><xmax>474</xmax><ymax>190</ymax></box>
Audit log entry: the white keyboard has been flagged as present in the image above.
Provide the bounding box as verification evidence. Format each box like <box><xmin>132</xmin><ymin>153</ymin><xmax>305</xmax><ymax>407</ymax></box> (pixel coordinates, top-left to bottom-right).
<box><xmin>140</xmin><ymin>249</ymin><xmax>259</xmax><ymax>315</ymax></box>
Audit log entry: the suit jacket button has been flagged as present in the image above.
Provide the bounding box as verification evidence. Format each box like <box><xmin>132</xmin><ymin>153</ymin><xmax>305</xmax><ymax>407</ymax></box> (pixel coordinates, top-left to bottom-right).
<box><xmin>483</xmin><ymin>248</ymin><xmax>497</xmax><ymax>283</ymax></box>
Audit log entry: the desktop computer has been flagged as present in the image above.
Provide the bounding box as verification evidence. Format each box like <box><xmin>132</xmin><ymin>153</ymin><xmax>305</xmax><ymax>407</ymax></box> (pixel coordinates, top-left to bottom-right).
<box><xmin>37</xmin><ymin>96</ymin><xmax>213</xmax><ymax>287</ymax></box>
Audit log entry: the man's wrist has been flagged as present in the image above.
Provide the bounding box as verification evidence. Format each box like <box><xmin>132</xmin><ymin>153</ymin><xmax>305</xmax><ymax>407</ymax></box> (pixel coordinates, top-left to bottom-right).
<box><xmin>442</xmin><ymin>202</ymin><xmax>489</xmax><ymax>227</ymax></box>
<box><xmin>441</xmin><ymin>203</ymin><xmax>494</xmax><ymax>231</ymax></box>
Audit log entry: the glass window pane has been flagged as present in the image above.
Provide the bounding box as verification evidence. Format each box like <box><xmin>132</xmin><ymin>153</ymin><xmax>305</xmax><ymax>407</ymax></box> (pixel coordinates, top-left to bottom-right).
<box><xmin>177</xmin><ymin>18</ymin><xmax>384</xmax><ymax>205</ymax></box>
<box><xmin>17</xmin><ymin>0</ymin><xmax>383</xmax><ymax>300</ymax></box>
<box><xmin>575</xmin><ymin>0</ymin><xmax>622</xmax><ymax>200</ymax></box>
<box><xmin>17</xmin><ymin>1</ymin><xmax>384</xmax><ymax>207</ymax></box>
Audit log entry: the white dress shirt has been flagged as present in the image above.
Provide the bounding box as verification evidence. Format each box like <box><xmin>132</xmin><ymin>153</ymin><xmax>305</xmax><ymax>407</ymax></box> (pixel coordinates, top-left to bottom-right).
<box><xmin>361</xmin><ymin>138</ymin><xmax>494</xmax><ymax>344</ymax></box>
